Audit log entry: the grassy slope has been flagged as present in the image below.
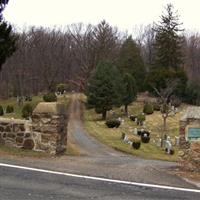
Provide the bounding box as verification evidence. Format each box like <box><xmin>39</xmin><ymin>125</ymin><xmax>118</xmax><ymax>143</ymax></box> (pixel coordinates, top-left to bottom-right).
<box><xmin>82</xmin><ymin>94</ymin><xmax>187</xmax><ymax>161</ymax></box>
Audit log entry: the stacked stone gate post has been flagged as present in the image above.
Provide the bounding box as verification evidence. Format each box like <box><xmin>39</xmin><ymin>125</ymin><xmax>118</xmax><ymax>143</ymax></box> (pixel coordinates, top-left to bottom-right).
<box><xmin>32</xmin><ymin>102</ymin><xmax>68</xmax><ymax>154</ymax></box>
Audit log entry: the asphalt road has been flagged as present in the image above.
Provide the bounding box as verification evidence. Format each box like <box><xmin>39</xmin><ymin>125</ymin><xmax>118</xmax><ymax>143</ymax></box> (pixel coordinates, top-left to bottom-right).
<box><xmin>0</xmin><ymin>165</ymin><xmax>200</xmax><ymax>200</ymax></box>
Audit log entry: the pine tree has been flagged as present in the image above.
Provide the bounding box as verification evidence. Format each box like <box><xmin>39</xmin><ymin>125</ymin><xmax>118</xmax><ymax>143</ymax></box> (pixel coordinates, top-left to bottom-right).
<box><xmin>86</xmin><ymin>60</ymin><xmax>124</xmax><ymax>120</ymax></box>
<box><xmin>154</xmin><ymin>4</ymin><xmax>184</xmax><ymax>69</ymax></box>
<box><xmin>0</xmin><ymin>0</ymin><xmax>16</xmax><ymax>71</ymax></box>
<box><xmin>118</xmin><ymin>36</ymin><xmax>145</xmax><ymax>91</ymax></box>
<box><xmin>122</xmin><ymin>73</ymin><xmax>137</xmax><ymax>115</ymax></box>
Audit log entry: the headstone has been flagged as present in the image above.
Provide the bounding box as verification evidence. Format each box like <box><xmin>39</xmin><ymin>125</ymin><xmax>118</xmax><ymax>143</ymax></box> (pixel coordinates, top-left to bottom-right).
<box><xmin>128</xmin><ymin>141</ymin><xmax>133</xmax><ymax>145</ymax></box>
<box><xmin>165</xmin><ymin>140</ymin><xmax>172</xmax><ymax>154</ymax></box>
<box><xmin>175</xmin><ymin>136</ymin><xmax>179</xmax><ymax>146</ymax></box>
<box><xmin>134</xmin><ymin>128</ymin><xmax>137</xmax><ymax>135</ymax></box>
<box><xmin>123</xmin><ymin>135</ymin><xmax>129</xmax><ymax>142</ymax></box>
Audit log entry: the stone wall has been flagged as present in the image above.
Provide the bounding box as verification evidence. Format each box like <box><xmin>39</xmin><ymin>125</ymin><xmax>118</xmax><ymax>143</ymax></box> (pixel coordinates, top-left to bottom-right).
<box><xmin>0</xmin><ymin>118</ymin><xmax>34</xmax><ymax>149</ymax></box>
<box><xmin>179</xmin><ymin>108</ymin><xmax>200</xmax><ymax>172</ymax></box>
<box><xmin>0</xmin><ymin>102</ymin><xmax>68</xmax><ymax>155</ymax></box>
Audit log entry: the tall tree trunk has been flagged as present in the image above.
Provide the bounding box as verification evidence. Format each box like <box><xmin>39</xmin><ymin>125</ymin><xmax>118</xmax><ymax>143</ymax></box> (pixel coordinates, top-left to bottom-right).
<box><xmin>102</xmin><ymin>110</ymin><xmax>107</xmax><ymax>120</ymax></box>
<box><xmin>125</xmin><ymin>104</ymin><xmax>128</xmax><ymax>116</ymax></box>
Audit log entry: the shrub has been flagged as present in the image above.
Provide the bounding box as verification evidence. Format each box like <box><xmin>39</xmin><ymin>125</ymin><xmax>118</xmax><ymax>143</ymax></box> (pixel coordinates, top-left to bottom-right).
<box><xmin>153</xmin><ymin>102</ymin><xmax>161</xmax><ymax>111</ymax></box>
<box><xmin>105</xmin><ymin>119</ymin><xmax>121</xmax><ymax>128</ymax></box>
<box><xmin>22</xmin><ymin>104</ymin><xmax>33</xmax><ymax>119</ymax></box>
<box><xmin>137</xmin><ymin>114</ymin><xmax>145</xmax><ymax>125</ymax></box>
<box><xmin>0</xmin><ymin>105</ymin><xmax>4</xmax><ymax>116</ymax></box>
<box><xmin>165</xmin><ymin>148</ymin><xmax>175</xmax><ymax>155</ymax></box>
<box><xmin>130</xmin><ymin>115</ymin><xmax>136</xmax><ymax>121</ymax></box>
<box><xmin>6</xmin><ymin>105</ymin><xmax>14</xmax><ymax>113</ymax></box>
<box><xmin>141</xmin><ymin>135</ymin><xmax>150</xmax><ymax>143</ymax></box>
<box><xmin>43</xmin><ymin>93</ymin><xmax>57</xmax><ymax>102</ymax></box>
<box><xmin>143</xmin><ymin>103</ymin><xmax>154</xmax><ymax>115</ymax></box>
<box><xmin>132</xmin><ymin>139</ymin><xmax>141</xmax><ymax>149</ymax></box>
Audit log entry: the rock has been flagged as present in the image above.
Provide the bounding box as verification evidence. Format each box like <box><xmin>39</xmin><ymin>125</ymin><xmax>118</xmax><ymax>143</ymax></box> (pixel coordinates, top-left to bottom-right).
<box><xmin>16</xmin><ymin>137</ymin><xmax>24</xmax><ymax>144</ymax></box>
<box><xmin>23</xmin><ymin>139</ymin><xmax>34</xmax><ymax>150</ymax></box>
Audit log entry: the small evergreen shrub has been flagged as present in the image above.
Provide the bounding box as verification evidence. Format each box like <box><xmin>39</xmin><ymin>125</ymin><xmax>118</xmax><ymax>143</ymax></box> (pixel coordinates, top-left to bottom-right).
<box><xmin>141</xmin><ymin>135</ymin><xmax>150</xmax><ymax>143</ymax></box>
<box><xmin>165</xmin><ymin>148</ymin><xmax>175</xmax><ymax>155</ymax></box>
<box><xmin>137</xmin><ymin>114</ymin><xmax>145</xmax><ymax>125</ymax></box>
<box><xmin>143</xmin><ymin>103</ymin><xmax>154</xmax><ymax>115</ymax></box>
<box><xmin>43</xmin><ymin>93</ymin><xmax>57</xmax><ymax>102</ymax></box>
<box><xmin>22</xmin><ymin>104</ymin><xmax>33</xmax><ymax>119</ymax></box>
<box><xmin>130</xmin><ymin>115</ymin><xmax>136</xmax><ymax>121</ymax></box>
<box><xmin>132</xmin><ymin>139</ymin><xmax>141</xmax><ymax>149</ymax></box>
<box><xmin>0</xmin><ymin>105</ymin><xmax>4</xmax><ymax>116</ymax></box>
<box><xmin>105</xmin><ymin>119</ymin><xmax>121</xmax><ymax>128</ymax></box>
<box><xmin>6</xmin><ymin>105</ymin><xmax>14</xmax><ymax>113</ymax></box>
<box><xmin>140</xmin><ymin>131</ymin><xmax>150</xmax><ymax>137</ymax></box>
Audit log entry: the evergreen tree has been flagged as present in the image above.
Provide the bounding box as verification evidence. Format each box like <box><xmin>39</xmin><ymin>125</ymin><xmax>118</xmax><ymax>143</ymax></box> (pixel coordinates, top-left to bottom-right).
<box><xmin>154</xmin><ymin>4</ymin><xmax>184</xmax><ymax>69</ymax></box>
<box><xmin>145</xmin><ymin>4</ymin><xmax>187</xmax><ymax>99</ymax></box>
<box><xmin>0</xmin><ymin>0</ymin><xmax>16</xmax><ymax>71</ymax></box>
<box><xmin>86</xmin><ymin>60</ymin><xmax>124</xmax><ymax>120</ymax></box>
<box><xmin>118</xmin><ymin>36</ymin><xmax>145</xmax><ymax>91</ymax></box>
<box><xmin>122</xmin><ymin>73</ymin><xmax>137</xmax><ymax>115</ymax></box>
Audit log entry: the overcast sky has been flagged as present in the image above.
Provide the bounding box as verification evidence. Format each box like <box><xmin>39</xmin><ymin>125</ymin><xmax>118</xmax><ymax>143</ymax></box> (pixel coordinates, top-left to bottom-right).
<box><xmin>3</xmin><ymin>0</ymin><xmax>200</xmax><ymax>33</ymax></box>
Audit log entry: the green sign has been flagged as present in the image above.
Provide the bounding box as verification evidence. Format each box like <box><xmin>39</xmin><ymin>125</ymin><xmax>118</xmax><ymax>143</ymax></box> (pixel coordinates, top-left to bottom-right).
<box><xmin>188</xmin><ymin>127</ymin><xmax>200</xmax><ymax>140</ymax></box>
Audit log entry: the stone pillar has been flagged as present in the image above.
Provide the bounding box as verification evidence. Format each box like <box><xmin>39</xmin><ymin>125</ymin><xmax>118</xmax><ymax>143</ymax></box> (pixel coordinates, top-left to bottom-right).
<box><xmin>179</xmin><ymin>119</ymin><xmax>190</xmax><ymax>149</ymax></box>
<box><xmin>32</xmin><ymin>102</ymin><xmax>68</xmax><ymax>155</ymax></box>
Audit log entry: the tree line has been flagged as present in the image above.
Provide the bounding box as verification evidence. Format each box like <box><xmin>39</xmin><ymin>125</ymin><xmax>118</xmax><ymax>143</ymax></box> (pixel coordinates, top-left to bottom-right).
<box><xmin>0</xmin><ymin>3</ymin><xmax>200</xmax><ymax>106</ymax></box>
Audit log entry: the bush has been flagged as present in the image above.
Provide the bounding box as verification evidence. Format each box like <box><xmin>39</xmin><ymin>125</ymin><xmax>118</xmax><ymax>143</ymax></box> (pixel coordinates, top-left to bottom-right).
<box><xmin>0</xmin><ymin>105</ymin><xmax>4</xmax><ymax>116</ymax></box>
<box><xmin>22</xmin><ymin>104</ymin><xmax>33</xmax><ymax>119</ymax></box>
<box><xmin>132</xmin><ymin>139</ymin><xmax>141</xmax><ymax>149</ymax></box>
<box><xmin>105</xmin><ymin>119</ymin><xmax>121</xmax><ymax>128</ymax></box>
<box><xmin>141</xmin><ymin>135</ymin><xmax>150</xmax><ymax>143</ymax></box>
<box><xmin>143</xmin><ymin>103</ymin><xmax>154</xmax><ymax>115</ymax></box>
<box><xmin>43</xmin><ymin>93</ymin><xmax>57</xmax><ymax>102</ymax></box>
<box><xmin>165</xmin><ymin>148</ymin><xmax>175</xmax><ymax>155</ymax></box>
<box><xmin>6</xmin><ymin>105</ymin><xmax>14</xmax><ymax>113</ymax></box>
<box><xmin>137</xmin><ymin>114</ymin><xmax>145</xmax><ymax>125</ymax></box>
<box><xmin>153</xmin><ymin>102</ymin><xmax>161</xmax><ymax>111</ymax></box>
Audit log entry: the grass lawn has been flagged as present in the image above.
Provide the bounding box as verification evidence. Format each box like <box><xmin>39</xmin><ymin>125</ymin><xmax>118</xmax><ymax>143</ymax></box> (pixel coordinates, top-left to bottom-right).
<box><xmin>82</xmin><ymin>94</ymin><xmax>187</xmax><ymax>161</ymax></box>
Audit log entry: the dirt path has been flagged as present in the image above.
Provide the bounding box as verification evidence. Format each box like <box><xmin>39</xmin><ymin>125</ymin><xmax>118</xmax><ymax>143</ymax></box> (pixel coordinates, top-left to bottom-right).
<box><xmin>68</xmin><ymin>93</ymin><xmax>122</xmax><ymax>156</ymax></box>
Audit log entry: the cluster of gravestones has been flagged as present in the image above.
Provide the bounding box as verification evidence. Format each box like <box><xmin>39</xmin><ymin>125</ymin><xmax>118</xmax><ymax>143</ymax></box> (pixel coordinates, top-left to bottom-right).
<box><xmin>121</xmin><ymin>129</ymin><xmax>151</xmax><ymax>150</ymax></box>
<box><xmin>154</xmin><ymin>136</ymin><xmax>179</xmax><ymax>155</ymax></box>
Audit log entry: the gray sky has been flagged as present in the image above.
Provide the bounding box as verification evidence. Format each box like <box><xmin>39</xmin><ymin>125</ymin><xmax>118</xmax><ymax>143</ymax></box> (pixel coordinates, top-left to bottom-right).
<box><xmin>3</xmin><ymin>0</ymin><xmax>200</xmax><ymax>33</ymax></box>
